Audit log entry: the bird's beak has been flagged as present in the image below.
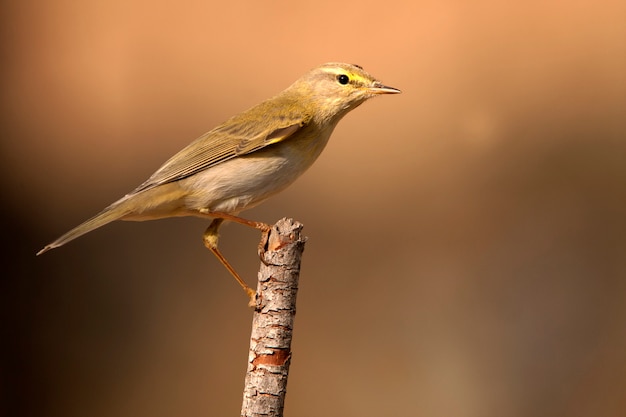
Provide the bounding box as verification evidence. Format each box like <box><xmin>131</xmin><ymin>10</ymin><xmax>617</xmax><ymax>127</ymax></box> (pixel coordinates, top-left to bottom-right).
<box><xmin>368</xmin><ymin>82</ymin><xmax>401</xmax><ymax>95</ymax></box>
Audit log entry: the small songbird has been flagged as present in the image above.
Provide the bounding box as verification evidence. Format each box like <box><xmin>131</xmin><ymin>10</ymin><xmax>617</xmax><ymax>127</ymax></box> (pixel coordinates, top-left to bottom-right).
<box><xmin>38</xmin><ymin>62</ymin><xmax>400</xmax><ymax>302</ymax></box>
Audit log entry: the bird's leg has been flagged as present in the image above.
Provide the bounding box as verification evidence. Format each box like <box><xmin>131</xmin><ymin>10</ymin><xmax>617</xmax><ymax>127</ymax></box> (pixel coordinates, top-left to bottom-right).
<box><xmin>203</xmin><ymin>218</ymin><xmax>256</xmax><ymax>306</ymax></box>
<box><xmin>198</xmin><ymin>209</ymin><xmax>272</xmax><ymax>261</ymax></box>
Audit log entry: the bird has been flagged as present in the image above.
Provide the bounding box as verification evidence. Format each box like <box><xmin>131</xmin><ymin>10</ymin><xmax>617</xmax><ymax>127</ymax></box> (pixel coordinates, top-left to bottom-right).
<box><xmin>37</xmin><ymin>62</ymin><xmax>400</xmax><ymax>302</ymax></box>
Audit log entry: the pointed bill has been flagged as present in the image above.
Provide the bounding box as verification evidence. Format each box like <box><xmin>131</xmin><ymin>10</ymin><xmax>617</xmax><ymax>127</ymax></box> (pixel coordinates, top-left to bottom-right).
<box><xmin>369</xmin><ymin>82</ymin><xmax>401</xmax><ymax>95</ymax></box>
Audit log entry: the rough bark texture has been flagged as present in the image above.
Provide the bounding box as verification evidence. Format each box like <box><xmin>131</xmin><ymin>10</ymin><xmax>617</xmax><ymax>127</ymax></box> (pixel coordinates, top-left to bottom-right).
<box><xmin>240</xmin><ymin>218</ymin><xmax>306</xmax><ymax>417</ymax></box>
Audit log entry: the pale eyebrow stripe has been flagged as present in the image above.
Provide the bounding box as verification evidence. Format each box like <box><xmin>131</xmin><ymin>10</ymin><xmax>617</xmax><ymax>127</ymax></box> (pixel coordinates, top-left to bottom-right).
<box><xmin>320</xmin><ymin>67</ymin><xmax>370</xmax><ymax>84</ymax></box>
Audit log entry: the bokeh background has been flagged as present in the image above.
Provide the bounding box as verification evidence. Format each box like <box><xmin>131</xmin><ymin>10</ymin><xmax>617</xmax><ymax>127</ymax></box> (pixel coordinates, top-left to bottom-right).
<box><xmin>2</xmin><ymin>1</ymin><xmax>625</xmax><ymax>416</ymax></box>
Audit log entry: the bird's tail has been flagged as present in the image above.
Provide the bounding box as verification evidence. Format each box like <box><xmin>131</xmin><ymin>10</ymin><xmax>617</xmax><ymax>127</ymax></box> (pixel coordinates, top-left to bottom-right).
<box><xmin>37</xmin><ymin>202</ymin><xmax>131</xmax><ymax>255</ymax></box>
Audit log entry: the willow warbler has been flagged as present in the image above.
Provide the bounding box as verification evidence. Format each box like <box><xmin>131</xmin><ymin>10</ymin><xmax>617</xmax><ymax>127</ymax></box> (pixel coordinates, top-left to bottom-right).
<box><xmin>38</xmin><ymin>62</ymin><xmax>400</xmax><ymax>300</ymax></box>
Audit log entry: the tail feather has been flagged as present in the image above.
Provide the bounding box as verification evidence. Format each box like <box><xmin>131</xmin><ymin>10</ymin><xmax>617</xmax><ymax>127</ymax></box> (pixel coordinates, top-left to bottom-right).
<box><xmin>37</xmin><ymin>203</ymin><xmax>130</xmax><ymax>255</ymax></box>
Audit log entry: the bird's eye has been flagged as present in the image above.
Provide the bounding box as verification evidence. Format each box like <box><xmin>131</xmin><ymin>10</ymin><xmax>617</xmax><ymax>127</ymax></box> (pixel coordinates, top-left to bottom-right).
<box><xmin>337</xmin><ymin>74</ymin><xmax>350</xmax><ymax>85</ymax></box>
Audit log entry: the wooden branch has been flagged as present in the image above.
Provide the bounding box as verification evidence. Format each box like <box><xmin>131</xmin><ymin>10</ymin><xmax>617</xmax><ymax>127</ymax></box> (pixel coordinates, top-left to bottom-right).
<box><xmin>241</xmin><ymin>218</ymin><xmax>306</xmax><ymax>417</ymax></box>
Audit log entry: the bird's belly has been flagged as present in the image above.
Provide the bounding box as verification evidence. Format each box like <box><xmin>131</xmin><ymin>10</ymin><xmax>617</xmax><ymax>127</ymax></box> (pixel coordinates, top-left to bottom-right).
<box><xmin>179</xmin><ymin>143</ymin><xmax>323</xmax><ymax>214</ymax></box>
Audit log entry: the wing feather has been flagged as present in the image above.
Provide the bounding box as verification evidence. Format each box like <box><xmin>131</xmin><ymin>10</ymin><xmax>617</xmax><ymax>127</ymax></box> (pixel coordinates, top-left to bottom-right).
<box><xmin>132</xmin><ymin>98</ymin><xmax>310</xmax><ymax>194</ymax></box>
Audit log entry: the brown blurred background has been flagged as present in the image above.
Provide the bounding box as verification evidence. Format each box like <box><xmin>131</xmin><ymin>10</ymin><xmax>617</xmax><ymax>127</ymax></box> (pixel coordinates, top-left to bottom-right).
<box><xmin>2</xmin><ymin>1</ymin><xmax>625</xmax><ymax>416</ymax></box>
